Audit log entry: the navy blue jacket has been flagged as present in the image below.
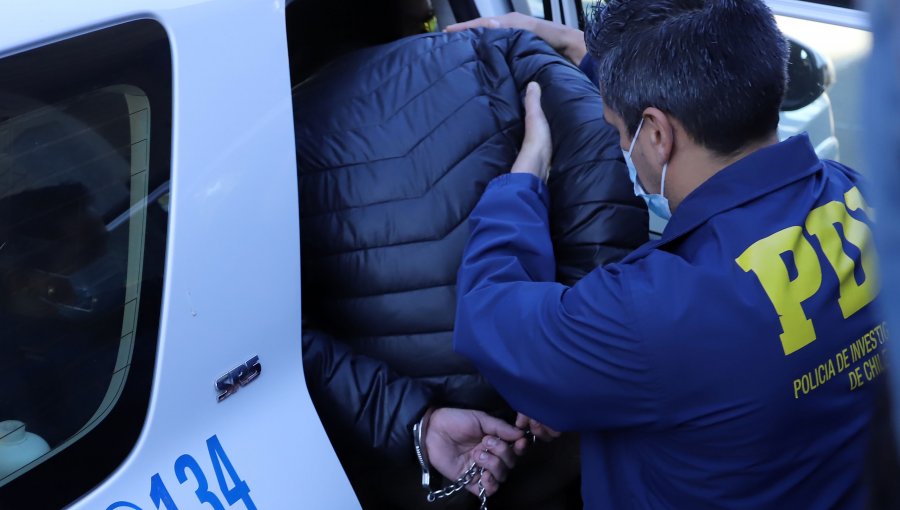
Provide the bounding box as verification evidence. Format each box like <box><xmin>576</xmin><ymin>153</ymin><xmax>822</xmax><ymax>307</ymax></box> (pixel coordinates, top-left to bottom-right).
<box><xmin>294</xmin><ymin>28</ymin><xmax>646</xmax><ymax>508</ymax></box>
<box><xmin>456</xmin><ymin>134</ymin><xmax>884</xmax><ymax>509</ymax></box>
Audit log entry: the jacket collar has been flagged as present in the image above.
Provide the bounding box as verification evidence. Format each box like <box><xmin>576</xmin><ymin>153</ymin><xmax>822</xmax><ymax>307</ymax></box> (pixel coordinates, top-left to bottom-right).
<box><xmin>658</xmin><ymin>134</ymin><xmax>822</xmax><ymax>244</ymax></box>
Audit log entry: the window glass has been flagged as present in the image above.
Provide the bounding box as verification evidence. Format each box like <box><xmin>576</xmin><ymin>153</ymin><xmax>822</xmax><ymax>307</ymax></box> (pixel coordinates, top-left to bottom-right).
<box><xmin>0</xmin><ymin>20</ymin><xmax>171</xmax><ymax>508</ymax></box>
<box><xmin>0</xmin><ymin>86</ymin><xmax>149</xmax><ymax>477</ymax></box>
<box><xmin>511</xmin><ymin>0</ymin><xmax>546</xmax><ymax>18</ymax></box>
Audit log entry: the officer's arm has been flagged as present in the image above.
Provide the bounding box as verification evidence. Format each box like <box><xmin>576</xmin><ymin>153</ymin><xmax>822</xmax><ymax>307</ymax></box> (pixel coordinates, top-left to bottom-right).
<box><xmin>454</xmin><ymin>173</ymin><xmax>658</xmax><ymax>432</ymax></box>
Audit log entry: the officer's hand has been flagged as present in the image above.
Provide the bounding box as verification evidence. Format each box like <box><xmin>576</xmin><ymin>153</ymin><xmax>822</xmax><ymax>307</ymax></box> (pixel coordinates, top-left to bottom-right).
<box><xmin>445</xmin><ymin>11</ymin><xmax>538</xmax><ymax>33</ymax></box>
<box><xmin>445</xmin><ymin>12</ymin><xmax>586</xmax><ymax>65</ymax></box>
<box><xmin>423</xmin><ymin>407</ymin><xmax>525</xmax><ymax>498</ymax></box>
<box><xmin>516</xmin><ymin>412</ymin><xmax>562</xmax><ymax>442</ymax></box>
<box><xmin>511</xmin><ymin>82</ymin><xmax>552</xmax><ymax>182</ymax></box>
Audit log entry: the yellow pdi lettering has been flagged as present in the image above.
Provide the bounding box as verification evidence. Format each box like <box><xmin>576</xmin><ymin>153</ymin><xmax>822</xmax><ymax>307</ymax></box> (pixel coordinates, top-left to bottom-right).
<box><xmin>736</xmin><ymin>226</ymin><xmax>822</xmax><ymax>355</ymax></box>
<box><xmin>844</xmin><ymin>186</ymin><xmax>875</xmax><ymax>222</ymax></box>
<box><xmin>805</xmin><ymin>193</ymin><xmax>879</xmax><ymax>319</ymax></box>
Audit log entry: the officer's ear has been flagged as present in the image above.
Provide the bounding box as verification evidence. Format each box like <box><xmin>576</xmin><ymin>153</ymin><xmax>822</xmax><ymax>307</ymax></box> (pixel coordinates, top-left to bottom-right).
<box><xmin>640</xmin><ymin>107</ymin><xmax>677</xmax><ymax>169</ymax></box>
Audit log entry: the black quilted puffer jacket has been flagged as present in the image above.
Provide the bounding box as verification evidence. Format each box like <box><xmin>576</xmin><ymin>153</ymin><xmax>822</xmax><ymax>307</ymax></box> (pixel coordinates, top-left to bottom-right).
<box><xmin>294</xmin><ymin>28</ymin><xmax>647</xmax><ymax>508</ymax></box>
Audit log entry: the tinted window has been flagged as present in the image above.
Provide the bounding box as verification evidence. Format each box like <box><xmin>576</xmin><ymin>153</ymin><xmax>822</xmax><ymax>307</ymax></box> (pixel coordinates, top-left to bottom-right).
<box><xmin>0</xmin><ymin>20</ymin><xmax>171</xmax><ymax>508</ymax></box>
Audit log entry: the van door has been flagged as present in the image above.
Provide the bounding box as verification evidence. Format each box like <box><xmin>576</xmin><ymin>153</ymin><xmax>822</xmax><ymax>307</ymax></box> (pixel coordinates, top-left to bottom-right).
<box><xmin>0</xmin><ymin>1</ymin><xmax>357</xmax><ymax>508</ymax></box>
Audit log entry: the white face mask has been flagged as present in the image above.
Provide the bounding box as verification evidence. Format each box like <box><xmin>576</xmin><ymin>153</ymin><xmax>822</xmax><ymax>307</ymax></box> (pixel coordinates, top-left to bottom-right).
<box><xmin>622</xmin><ymin>118</ymin><xmax>672</xmax><ymax>220</ymax></box>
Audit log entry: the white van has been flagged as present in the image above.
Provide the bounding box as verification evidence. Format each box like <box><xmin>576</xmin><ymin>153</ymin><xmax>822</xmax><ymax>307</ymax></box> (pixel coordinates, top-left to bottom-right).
<box><xmin>0</xmin><ymin>1</ymin><xmax>870</xmax><ymax>508</ymax></box>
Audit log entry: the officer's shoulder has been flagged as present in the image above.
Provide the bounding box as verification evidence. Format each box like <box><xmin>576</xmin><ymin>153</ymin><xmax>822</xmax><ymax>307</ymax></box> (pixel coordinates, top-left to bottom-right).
<box><xmin>821</xmin><ymin>158</ymin><xmax>866</xmax><ymax>185</ymax></box>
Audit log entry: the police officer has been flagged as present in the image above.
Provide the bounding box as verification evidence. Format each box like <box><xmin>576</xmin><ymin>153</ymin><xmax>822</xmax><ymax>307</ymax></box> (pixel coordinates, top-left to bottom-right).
<box><xmin>453</xmin><ymin>0</ymin><xmax>884</xmax><ymax>508</ymax></box>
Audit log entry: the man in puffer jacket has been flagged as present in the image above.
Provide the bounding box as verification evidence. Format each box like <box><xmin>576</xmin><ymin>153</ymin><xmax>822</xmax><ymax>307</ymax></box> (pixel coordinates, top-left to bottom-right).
<box><xmin>290</xmin><ymin>3</ymin><xmax>648</xmax><ymax>508</ymax></box>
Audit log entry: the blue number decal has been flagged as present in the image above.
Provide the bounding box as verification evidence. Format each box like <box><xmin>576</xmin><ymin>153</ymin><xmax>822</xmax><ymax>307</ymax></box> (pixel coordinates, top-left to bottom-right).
<box><xmin>174</xmin><ymin>454</ymin><xmax>227</xmax><ymax>510</ymax></box>
<box><xmin>208</xmin><ymin>435</ymin><xmax>257</xmax><ymax>510</ymax></box>
<box><xmin>150</xmin><ymin>473</ymin><xmax>179</xmax><ymax>510</ymax></box>
<box><xmin>111</xmin><ymin>436</ymin><xmax>256</xmax><ymax>510</ymax></box>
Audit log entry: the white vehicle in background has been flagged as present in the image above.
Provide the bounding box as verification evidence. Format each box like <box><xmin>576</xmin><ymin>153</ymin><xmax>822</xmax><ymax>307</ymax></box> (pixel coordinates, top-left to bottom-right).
<box><xmin>0</xmin><ymin>0</ymin><xmax>870</xmax><ymax>509</ymax></box>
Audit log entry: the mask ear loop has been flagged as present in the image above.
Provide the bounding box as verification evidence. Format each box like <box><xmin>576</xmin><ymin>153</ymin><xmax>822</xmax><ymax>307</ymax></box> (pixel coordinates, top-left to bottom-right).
<box><xmin>659</xmin><ymin>162</ymin><xmax>668</xmax><ymax>199</ymax></box>
<box><xmin>627</xmin><ymin>118</ymin><xmax>645</xmax><ymax>156</ymax></box>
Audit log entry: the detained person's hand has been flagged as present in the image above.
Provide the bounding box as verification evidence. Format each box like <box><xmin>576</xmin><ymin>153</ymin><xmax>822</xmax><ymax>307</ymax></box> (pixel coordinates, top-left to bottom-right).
<box><xmin>445</xmin><ymin>12</ymin><xmax>586</xmax><ymax>65</ymax></box>
<box><xmin>516</xmin><ymin>413</ymin><xmax>562</xmax><ymax>442</ymax></box>
<box><xmin>423</xmin><ymin>407</ymin><xmax>526</xmax><ymax>497</ymax></box>
<box><xmin>511</xmin><ymin>82</ymin><xmax>552</xmax><ymax>182</ymax></box>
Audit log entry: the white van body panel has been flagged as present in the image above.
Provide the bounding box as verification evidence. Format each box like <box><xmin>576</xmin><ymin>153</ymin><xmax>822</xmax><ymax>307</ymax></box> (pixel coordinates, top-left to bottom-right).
<box><xmin>1</xmin><ymin>1</ymin><xmax>358</xmax><ymax>508</ymax></box>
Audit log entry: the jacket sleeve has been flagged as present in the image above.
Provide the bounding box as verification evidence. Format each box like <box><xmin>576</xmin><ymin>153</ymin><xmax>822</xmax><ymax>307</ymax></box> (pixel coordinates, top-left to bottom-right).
<box><xmin>302</xmin><ymin>318</ymin><xmax>434</xmax><ymax>463</ymax></box>
<box><xmin>454</xmin><ymin>173</ymin><xmax>659</xmax><ymax>432</ymax></box>
<box><xmin>487</xmin><ymin>28</ymin><xmax>649</xmax><ymax>285</ymax></box>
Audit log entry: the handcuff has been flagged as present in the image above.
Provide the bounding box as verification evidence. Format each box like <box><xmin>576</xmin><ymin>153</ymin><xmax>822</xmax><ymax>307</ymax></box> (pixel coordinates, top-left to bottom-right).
<box><xmin>412</xmin><ymin>411</ymin><xmax>536</xmax><ymax>509</ymax></box>
<box><xmin>412</xmin><ymin>411</ymin><xmax>434</xmax><ymax>491</ymax></box>
<box><xmin>413</xmin><ymin>411</ymin><xmax>488</xmax><ymax>509</ymax></box>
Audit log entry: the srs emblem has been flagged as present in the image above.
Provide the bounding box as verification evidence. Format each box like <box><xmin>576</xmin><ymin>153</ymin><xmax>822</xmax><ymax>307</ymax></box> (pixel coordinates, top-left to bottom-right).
<box><xmin>215</xmin><ymin>356</ymin><xmax>262</xmax><ymax>402</ymax></box>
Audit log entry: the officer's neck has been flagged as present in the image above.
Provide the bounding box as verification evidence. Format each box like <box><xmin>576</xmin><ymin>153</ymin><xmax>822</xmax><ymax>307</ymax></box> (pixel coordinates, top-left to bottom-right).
<box><xmin>668</xmin><ymin>132</ymin><xmax>780</xmax><ymax>213</ymax></box>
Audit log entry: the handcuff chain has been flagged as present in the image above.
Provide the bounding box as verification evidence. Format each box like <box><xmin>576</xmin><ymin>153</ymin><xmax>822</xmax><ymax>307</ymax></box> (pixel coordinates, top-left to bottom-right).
<box><xmin>425</xmin><ymin>462</ymin><xmax>488</xmax><ymax>509</ymax></box>
<box><xmin>477</xmin><ymin>465</ymin><xmax>488</xmax><ymax>510</ymax></box>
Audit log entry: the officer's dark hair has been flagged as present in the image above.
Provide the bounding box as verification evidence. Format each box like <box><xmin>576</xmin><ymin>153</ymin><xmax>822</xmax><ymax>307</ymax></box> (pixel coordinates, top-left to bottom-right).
<box><xmin>586</xmin><ymin>0</ymin><xmax>789</xmax><ymax>156</ymax></box>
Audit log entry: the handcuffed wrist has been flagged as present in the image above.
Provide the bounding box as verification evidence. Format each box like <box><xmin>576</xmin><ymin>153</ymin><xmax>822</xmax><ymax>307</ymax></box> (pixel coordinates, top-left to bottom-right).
<box><xmin>413</xmin><ymin>407</ymin><xmax>436</xmax><ymax>490</ymax></box>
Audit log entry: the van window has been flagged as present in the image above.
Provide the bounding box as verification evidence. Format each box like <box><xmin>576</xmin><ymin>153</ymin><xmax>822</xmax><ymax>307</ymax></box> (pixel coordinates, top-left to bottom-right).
<box><xmin>0</xmin><ymin>20</ymin><xmax>171</xmax><ymax>508</ymax></box>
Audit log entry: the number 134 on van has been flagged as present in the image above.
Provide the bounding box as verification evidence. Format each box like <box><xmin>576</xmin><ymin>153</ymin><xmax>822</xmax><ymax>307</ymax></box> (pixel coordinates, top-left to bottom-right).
<box><xmin>105</xmin><ymin>435</ymin><xmax>256</xmax><ymax>510</ymax></box>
